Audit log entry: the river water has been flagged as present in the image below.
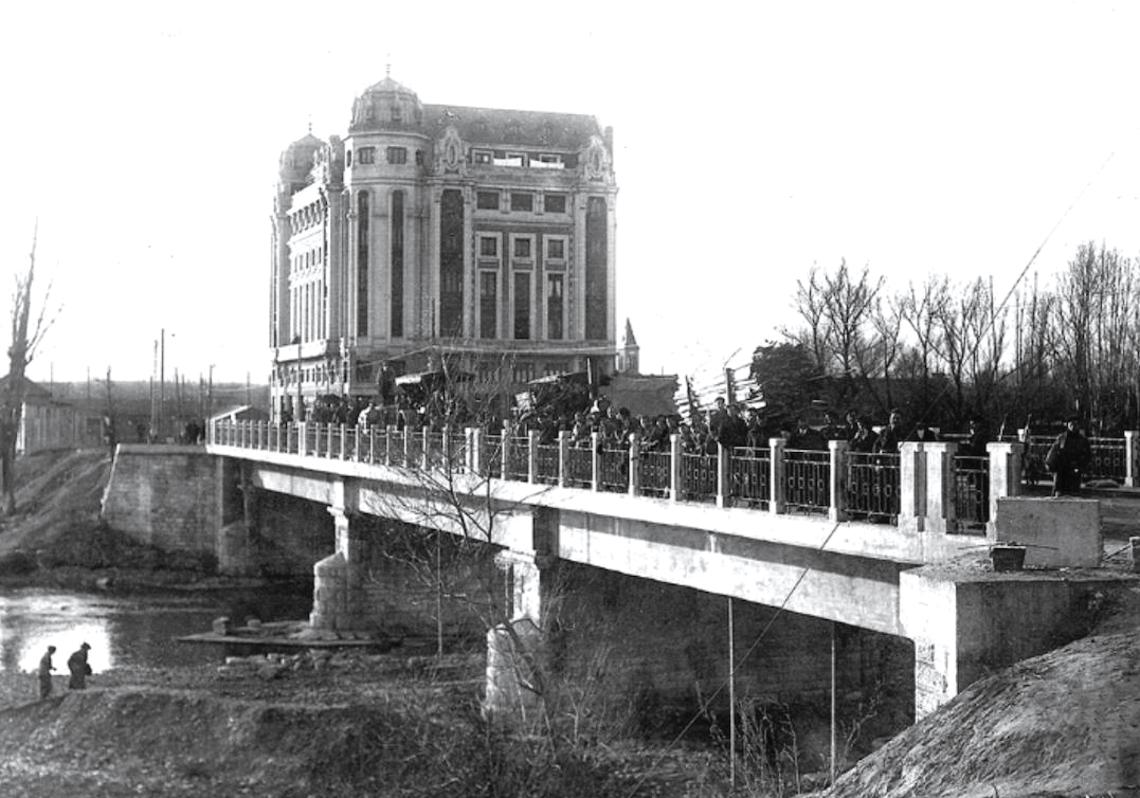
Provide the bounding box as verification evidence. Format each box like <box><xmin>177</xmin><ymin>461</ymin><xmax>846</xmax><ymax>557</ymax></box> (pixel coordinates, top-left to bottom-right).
<box><xmin>0</xmin><ymin>582</ymin><xmax>314</xmax><ymax>675</ymax></box>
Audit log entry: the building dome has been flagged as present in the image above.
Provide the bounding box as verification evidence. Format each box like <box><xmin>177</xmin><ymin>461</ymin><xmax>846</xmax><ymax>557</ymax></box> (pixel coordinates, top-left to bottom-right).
<box><xmin>349</xmin><ymin>74</ymin><xmax>423</xmax><ymax>133</ymax></box>
<box><xmin>278</xmin><ymin>131</ymin><xmax>323</xmax><ymax>182</ymax></box>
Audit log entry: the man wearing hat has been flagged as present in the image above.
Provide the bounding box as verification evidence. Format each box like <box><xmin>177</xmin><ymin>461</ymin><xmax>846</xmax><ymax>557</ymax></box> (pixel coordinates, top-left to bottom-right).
<box><xmin>67</xmin><ymin>643</ymin><xmax>93</xmax><ymax>690</ymax></box>
<box><xmin>38</xmin><ymin>645</ymin><xmax>56</xmax><ymax>699</ymax></box>
<box><xmin>1046</xmin><ymin>415</ymin><xmax>1092</xmax><ymax>496</ymax></box>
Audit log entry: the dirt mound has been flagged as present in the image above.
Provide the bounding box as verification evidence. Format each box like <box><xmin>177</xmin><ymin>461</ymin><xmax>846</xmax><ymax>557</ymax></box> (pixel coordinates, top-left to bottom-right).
<box><xmin>814</xmin><ymin>591</ymin><xmax>1140</xmax><ymax>798</ymax></box>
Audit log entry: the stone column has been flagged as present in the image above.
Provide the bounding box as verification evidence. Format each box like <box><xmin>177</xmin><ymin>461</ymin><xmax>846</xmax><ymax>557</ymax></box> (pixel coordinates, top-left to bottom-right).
<box><xmin>528</xmin><ymin>430</ymin><xmax>540</xmax><ymax>484</ymax></box>
<box><xmin>309</xmin><ymin>505</ymin><xmax>369</xmax><ymax>633</ymax></box>
<box><xmin>828</xmin><ymin>440</ymin><xmax>849</xmax><ymax>523</ymax></box>
<box><xmin>669</xmin><ymin>433</ymin><xmax>682</xmax><ymax>502</ymax></box>
<box><xmin>769</xmin><ymin>438</ymin><xmax>786</xmax><ymax>515</ymax></box>
<box><xmin>590</xmin><ymin>431</ymin><xmax>601</xmax><ymax>492</ymax></box>
<box><xmin>469</xmin><ymin>427</ymin><xmax>483</xmax><ymax>474</ymax></box>
<box><xmin>1125</xmin><ymin>431</ymin><xmax>1139</xmax><ymax>488</ymax></box>
<box><xmin>986</xmin><ymin>441</ymin><xmax>1023</xmax><ymax>538</ymax></box>
<box><xmin>923</xmin><ymin>442</ymin><xmax>958</xmax><ymax>535</ymax></box>
<box><xmin>716</xmin><ymin>443</ymin><xmax>730</xmax><ymax>509</ymax></box>
<box><xmin>628</xmin><ymin>434</ymin><xmax>641</xmax><ymax>497</ymax></box>
<box><xmin>558</xmin><ymin>430</ymin><xmax>570</xmax><ymax>488</ymax></box>
<box><xmin>898</xmin><ymin>442</ymin><xmax>925</xmax><ymax>533</ymax></box>
<box><xmin>485</xmin><ymin>551</ymin><xmax>555</xmax><ymax>721</ymax></box>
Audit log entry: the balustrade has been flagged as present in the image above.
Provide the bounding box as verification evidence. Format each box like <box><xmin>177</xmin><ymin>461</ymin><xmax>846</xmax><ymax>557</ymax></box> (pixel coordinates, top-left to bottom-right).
<box><xmin>214</xmin><ymin>421</ymin><xmax>1132</xmax><ymax>531</ymax></box>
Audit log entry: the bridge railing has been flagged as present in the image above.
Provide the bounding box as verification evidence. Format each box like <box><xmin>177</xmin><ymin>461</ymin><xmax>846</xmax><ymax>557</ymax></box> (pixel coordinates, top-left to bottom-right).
<box><xmin>216</xmin><ymin>421</ymin><xmax>1133</xmax><ymax>532</ymax></box>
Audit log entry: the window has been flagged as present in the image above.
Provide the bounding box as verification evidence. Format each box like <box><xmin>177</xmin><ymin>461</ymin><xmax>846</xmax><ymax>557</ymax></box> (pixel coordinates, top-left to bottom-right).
<box><xmin>479</xmin><ymin>271</ymin><xmax>498</xmax><ymax>339</ymax></box>
<box><xmin>415</xmin><ymin>150</ymin><xmax>423</xmax><ymax>165</ymax></box>
<box><xmin>386</xmin><ymin>147</ymin><xmax>407</xmax><ymax>164</ymax></box>
<box><xmin>479</xmin><ymin>236</ymin><xmax>498</xmax><ymax>257</ymax></box>
<box><xmin>357</xmin><ymin>147</ymin><xmax>375</xmax><ymax>164</ymax></box>
<box><xmin>476</xmin><ymin>191</ymin><xmax>499</xmax><ymax>210</ymax></box>
<box><xmin>514</xmin><ymin>272</ymin><xmax>531</xmax><ymax>340</ymax></box>
<box><xmin>346</xmin><ymin>150</ymin><xmax>352</xmax><ymax>167</ymax></box>
<box><xmin>546</xmin><ymin>239</ymin><xmax>565</xmax><ymax>260</ymax></box>
<box><xmin>544</xmin><ymin>194</ymin><xmax>566</xmax><ymax>213</ymax></box>
<box><xmin>510</xmin><ymin>192</ymin><xmax>533</xmax><ymax>212</ymax></box>
<box><xmin>390</xmin><ymin>106</ymin><xmax>402</xmax><ymax>123</ymax></box>
<box><xmin>546</xmin><ymin>274</ymin><xmax>564</xmax><ymax>340</ymax></box>
<box><xmin>473</xmin><ymin>149</ymin><xmax>493</xmax><ymax>164</ymax></box>
<box><xmin>513</xmin><ymin>238</ymin><xmax>532</xmax><ymax>259</ymax></box>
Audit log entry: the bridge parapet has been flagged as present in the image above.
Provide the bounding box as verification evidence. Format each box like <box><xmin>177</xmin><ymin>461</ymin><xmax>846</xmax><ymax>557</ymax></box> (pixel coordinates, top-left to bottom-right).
<box><xmin>207</xmin><ymin>420</ymin><xmax>1042</xmax><ymax>546</ymax></box>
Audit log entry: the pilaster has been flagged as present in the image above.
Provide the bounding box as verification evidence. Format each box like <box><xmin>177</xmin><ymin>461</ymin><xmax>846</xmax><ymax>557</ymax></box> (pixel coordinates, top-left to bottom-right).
<box><xmin>922</xmin><ymin>442</ymin><xmax>957</xmax><ymax>534</ymax></box>
<box><xmin>898</xmin><ymin>442</ymin><xmax>925</xmax><ymax>533</ymax></box>
<box><xmin>986</xmin><ymin>441</ymin><xmax>1023</xmax><ymax>538</ymax></box>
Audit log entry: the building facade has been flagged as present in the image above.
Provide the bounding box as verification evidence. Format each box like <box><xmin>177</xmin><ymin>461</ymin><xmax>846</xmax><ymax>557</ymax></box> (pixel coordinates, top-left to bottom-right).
<box><xmin>269</xmin><ymin>76</ymin><xmax>618</xmax><ymax>419</ymax></box>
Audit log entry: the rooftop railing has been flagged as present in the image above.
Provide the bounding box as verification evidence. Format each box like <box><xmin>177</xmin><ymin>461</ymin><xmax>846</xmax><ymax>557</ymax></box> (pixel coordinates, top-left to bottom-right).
<box><xmin>209</xmin><ymin>420</ymin><xmax>1140</xmax><ymax>534</ymax></box>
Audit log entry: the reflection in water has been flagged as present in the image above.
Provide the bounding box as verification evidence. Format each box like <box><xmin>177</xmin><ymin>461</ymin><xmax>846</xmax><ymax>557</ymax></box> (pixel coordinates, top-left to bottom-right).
<box><xmin>0</xmin><ymin>584</ymin><xmax>313</xmax><ymax>674</ymax></box>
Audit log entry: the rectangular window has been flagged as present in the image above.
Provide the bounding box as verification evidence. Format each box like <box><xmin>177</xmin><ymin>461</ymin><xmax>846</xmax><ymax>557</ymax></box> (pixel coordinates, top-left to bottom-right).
<box><xmin>513</xmin><ymin>238</ymin><xmax>532</xmax><ymax>259</ymax></box>
<box><xmin>544</xmin><ymin>194</ymin><xmax>566</xmax><ymax>213</ymax></box>
<box><xmin>479</xmin><ymin>236</ymin><xmax>498</xmax><ymax>257</ymax></box>
<box><xmin>386</xmin><ymin>147</ymin><xmax>407</xmax><ymax>164</ymax></box>
<box><xmin>473</xmin><ymin>149</ymin><xmax>493</xmax><ymax>164</ymax></box>
<box><xmin>510</xmin><ymin>192</ymin><xmax>533</xmax><ymax>212</ymax></box>
<box><xmin>546</xmin><ymin>274</ymin><xmax>564</xmax><ymax>340</ymax></box>
<box><xmin>514</xmin><ymin>272</ymin><xmax>531</xmax><ymax>340</ymax></box>
<box><xmin>546</xmin><ymin>239</ymin><xmax>565</xmax><ymax>260</ymax></box>
<box><xmin>391</xmin><ymin>106</ymin><xmax>402</xmax><ymax>123</ymax></box>
<box><xmin>532</xmin><ymin>154</ymin><xmax>564</xmax><ymax>170</ymax></box>
<box><xmin>357</xmin><ymin>147</ymin><xmax>375</xmax><ymax>164</ymax></box>
<box><xmin>476</xmin><ymin>191</ymin><xmax>499</xmax><ymax>210</ymax></box>
<box><xmin>479</xmin><ymin>272</ymin><xmax>498</xmax><ymax>339</ymax></box>
<box><xmin>346</xmin><ymin>150</ymin><xmax>353</xmax><ymax>167</ymax></box>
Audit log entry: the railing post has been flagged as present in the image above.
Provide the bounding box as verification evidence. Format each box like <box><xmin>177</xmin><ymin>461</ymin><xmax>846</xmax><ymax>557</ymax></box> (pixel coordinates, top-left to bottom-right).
<box><xmin>501</xmin><ymin>422</ymin><xmax>511</xmax><ymax>481</ymax></box>
<box><xmin>469</xmin><ymin>427</ymin><xmax>482</xmax><ymax>474</ymax></box>
<box><xmin>441</xmin><ymin>427</ymin><xmax>451</xmax><ymax>471</ymax></box>
<box><xmin>422</xmin><ymin>428</ymin><xmax>431</xmax><ymax>469</ymax></box>
<box><xmin>338</xmin><ymin>424</ymin><xmax>346</xmax><ymax>460</ymax></box>
<box><xmin>558</xmin><ymin>431</ymin><xmax>570</xmax><ymax>488</ymax></box>
<box><xmin>923</xmin><ymin>442</ymin><xmax>957</xmax><ymax>534</ymax></box>
<box><xmin>769</xmin><ymin>437</ymin><xmax>786</xmax><ymax>515</ymax></box>
<box><xmin>828</xmin><ymin>440</ymin><xmax>849</xmax><ymax>523</ymax></box>
<box><xmin>899</xmin><ymin>442</ymin><xmax>925</xmax><ymax>533</ymax></box>
<box><xmin>353</xmin><ymin>425</ymin><xmax>360</xmax><ymax>462</ymax></box>
<box><xmin>1126</xmin><ymin>431</ymin><xmax>1139</xmax><ymax>487</ymax></box>
<box><xmin>297</xmin><ymin>422</ymin><xmax>308</xmax><ymax>457</ymax></box>
<box><xmin>629</xmin><ymin>434</ymin><xmax>641</xmax><ymax>497</ymax></box>
<box><xmin>590</xmin><ymin>432</ymin><xmax>601</xmax><ymax>492</ymax></box>
<box><xmin>386</xmin><ymin>424</ymin><xmax>396</xmax><ymax>466</ymax></box>
<box><xmin>716</xmin><ymin>443</ymin><xmax>730</xmax><ymax>508</ymax></box>
<box><xmin>986</xmin><ymin>441</ymin><xmax>1023</xmax><ymax>537</ymax></box>
<box><xmin>527</xmin><ymin>430</ymin><xmax>540</xmax><ymax>483</ymax></box>
<box><xmin>669</xmin><ymin>434</ymin><xmax>682</xmax><ymax>502</ymax></box>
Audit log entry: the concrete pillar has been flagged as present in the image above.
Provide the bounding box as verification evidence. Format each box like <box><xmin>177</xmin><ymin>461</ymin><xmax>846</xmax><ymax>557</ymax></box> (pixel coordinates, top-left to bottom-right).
<box><xmin>716</xmin><ymin>442</ymin><xmax>730</xmax><ymax>508</ymax></box>
<box><xmin>828</xmin><ymin>440</ymin><xmax>849</xmax><ymax>523</ymax></box>
<box><xmin>309</xmin><ymin>504</ymin><xmax>370</xmax><ymax>633</ymax></box>
<box><xmin>297</xmin><ymin>422</ymin><xmax>308</xmax><ymax>456</ymax></box>
<box><xmin>501</xmin><ymin>422</ymin><xmax>512</xmax><ymax>481</ymax></box>
<box><xmin>628</xmin><ymin>434</ymin><xmax>641</xmax><ymax>497</ymax></box>
<box><xmin>385</xmin><ymin>424</ymin><xmax>396</xmax><ymax>465</ymax></box>
<box><xmin>922</xmin><ymin>442</ymin><xmax>957</xmax><ymax>535</ymax></box>
<box><xmin>669</xmin><ymin>433</ymin><xmax>682</xmax><ymax>502</ymax></box>
<box><xmin>469</xmin><ymin>427</ymin><xmax>483</xmax><ymax>474</ymax></box>
<box><xmin>898</xmin><ymin>442</ymin><xmax>925</xmax><ymax>533</ymax></box>
<box><xmin>485</xmin><ymin>551</ymin><xmax>554</xmax><ymax>721</ymax></box>
<box><xmin>590</xmin><ymin>432</ymin><xmax>601</xmax><ymax>492</ymax></box>
<box><xmin>528</xmin><ymin>430</ymin><xmax>539</xmax><ymax>484</ymax></box>
<box><xmin>558</xmin><ymin>430</ymin><xmax>570</xmax><ymax>488</ymax></box>
<box><xmin>986</xmin><ymin>441</ymin><xmax>1023</xmax><ymax>538</ymax></box>
<box><xmin>769</xmin><ymin>438</ymin><xmax>786</xmax><ymax>515</ymax></box>
<box><xmin>1125</xmin><ymin>431</ymin><xmax>1139</xmax><ymax>487</ymax></box>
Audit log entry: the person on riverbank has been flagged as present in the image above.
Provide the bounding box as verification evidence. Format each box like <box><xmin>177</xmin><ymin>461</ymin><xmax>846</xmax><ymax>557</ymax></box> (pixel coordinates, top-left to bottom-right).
<box><xmin>38</xmin><ymin>645</ymin><xmax>56</xmax><ymax>699</ymax></box>
<box><xmin>67</xmin><ymin>643</ymin><xmax>92</xmax><ymax>690</ymax></box>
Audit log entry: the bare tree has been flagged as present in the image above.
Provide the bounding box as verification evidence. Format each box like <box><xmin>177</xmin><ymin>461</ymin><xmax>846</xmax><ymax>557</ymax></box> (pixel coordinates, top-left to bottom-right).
<box><xmin>1</xmin><ymin>224</ymin><xmax>55</xmax><ymax>515</ymax></box>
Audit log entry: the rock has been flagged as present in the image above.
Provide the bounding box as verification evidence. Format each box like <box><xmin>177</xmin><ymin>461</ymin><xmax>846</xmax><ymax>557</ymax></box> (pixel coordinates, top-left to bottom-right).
<box><xmin>212</xmin><ymin>617</ymin><xmax>231</xmax><ymax>636</ymax></box>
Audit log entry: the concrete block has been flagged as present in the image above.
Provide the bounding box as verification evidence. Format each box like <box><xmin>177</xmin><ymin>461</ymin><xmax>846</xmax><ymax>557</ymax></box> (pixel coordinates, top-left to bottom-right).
<box><xmin>994</xmin><ymin>497</ymin><xmax>1101</xmax><ymax>568</ymax></box>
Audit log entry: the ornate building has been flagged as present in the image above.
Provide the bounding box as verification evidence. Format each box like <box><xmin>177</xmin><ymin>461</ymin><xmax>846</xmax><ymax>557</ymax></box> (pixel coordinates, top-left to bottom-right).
<box><xmin>269</xmin><ymin>75</ymin><xmax>618</xmax><ymax>419</ymax></box>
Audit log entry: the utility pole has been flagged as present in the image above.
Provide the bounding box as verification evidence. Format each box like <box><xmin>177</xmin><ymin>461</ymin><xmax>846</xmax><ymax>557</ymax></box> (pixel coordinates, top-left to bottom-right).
<box><xmin>207</xmin><ymin>364</ymin><xmax>214</xmax><ymax>419</ymax></box>
<box><xmin>246</xmin><ymin>371</ymin><xmax>251</xmax><ymax>405</ymax></box>
<box><xmin>160</xmin><ymin>328</ymin><xmax>166</xmax><ymax>441</ymax></box>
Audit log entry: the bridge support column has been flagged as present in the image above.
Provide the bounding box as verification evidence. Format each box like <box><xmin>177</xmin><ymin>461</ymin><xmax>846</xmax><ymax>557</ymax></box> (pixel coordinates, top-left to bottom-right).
<box><xmin>310</xmin><ymin>488</ymin><xmax>371</xmax><ymax>632</ymax></box>
<box><xmin>485</xmin><ymin>550</ymin><xmax>556</xmax><ymax>722</ymax></box>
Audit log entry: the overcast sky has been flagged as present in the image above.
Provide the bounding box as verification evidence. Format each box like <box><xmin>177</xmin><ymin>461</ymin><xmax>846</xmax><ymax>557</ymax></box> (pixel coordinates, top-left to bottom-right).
<box><xmin>2</xmin><ymin>1</ymin><xmax>1138</xmax><ymax>384</ymax></box>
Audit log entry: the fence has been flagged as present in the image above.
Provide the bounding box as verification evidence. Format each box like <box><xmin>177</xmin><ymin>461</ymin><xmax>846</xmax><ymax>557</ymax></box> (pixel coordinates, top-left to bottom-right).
<box><xmin>212</xmin><ymin>420</ymin><xmax>1127</xmax><ymax>531</ymax></box>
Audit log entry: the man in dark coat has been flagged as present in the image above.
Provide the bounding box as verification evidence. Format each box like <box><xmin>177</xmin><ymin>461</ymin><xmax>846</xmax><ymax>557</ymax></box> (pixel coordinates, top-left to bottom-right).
<box><xmin>67</xmin><ymin>643</ymin><xmax>92</xmax><ymax>690</ymax></box>
<box><xmin>38</xmin><ymin>645</ymin><xmax>56</xmax><ymax>699</ymax></box>
<box><xmin>1047</xmin><ymin>416</ymin><xmax>1092</xmax><ymax>496</ymax></box>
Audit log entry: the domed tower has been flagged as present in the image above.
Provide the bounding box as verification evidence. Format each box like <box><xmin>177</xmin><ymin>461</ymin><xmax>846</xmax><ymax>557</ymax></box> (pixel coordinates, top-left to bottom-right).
<box><xmin>343</xmin><ymin>74</ymin><xmax>430</xmax><ymax>366</ymax></box>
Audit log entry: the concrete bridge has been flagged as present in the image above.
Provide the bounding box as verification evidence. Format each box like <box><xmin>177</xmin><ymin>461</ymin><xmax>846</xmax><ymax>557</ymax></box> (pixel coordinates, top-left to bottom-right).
<box><xmin>123</xmin><ymin>421</ymin><xmax>1131</xmax><ymax>730</ymax></box>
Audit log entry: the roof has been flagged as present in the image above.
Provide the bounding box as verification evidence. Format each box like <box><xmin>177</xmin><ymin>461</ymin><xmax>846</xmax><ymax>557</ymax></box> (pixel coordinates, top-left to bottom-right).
<box><xmin>0</xmin><ymin>374</ymin><xmax>53</xmax><ymax>403</ymax></box>
<box><xmin>421</xmin><ymin>104</ymin><xmax>602</xmax><ymax>149</ymax></box>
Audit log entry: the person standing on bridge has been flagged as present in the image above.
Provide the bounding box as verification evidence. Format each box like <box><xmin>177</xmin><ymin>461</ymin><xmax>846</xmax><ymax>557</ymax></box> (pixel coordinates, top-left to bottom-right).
<box><xmin>1046</xmin><ymin>415</ymin><xmax>1092</xmax><ymax>497</ymax></box>
<box><xmin>38</xmin><ymin>645</ymin><xmax>56</xmax><ymax>699</ymax></box>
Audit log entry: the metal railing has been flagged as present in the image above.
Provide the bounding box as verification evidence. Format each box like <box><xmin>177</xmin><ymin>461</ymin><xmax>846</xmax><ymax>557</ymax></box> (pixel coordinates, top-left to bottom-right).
<box><xmin>784</xmin><ymin>448</ymin><xmax>830</xmax><ymax>515</ymax></box>
<box><xmin>953</xmin><ymin>455</ymin><xmax>989</xmax><ymax>530</ymax></box>
<box><xmin>729</xmin><ymin>447</ymin><xmax>770</xmax><ymax>509</ymax></box>
<box><xmin>847</xmin><ymin>452</ymin><xmax>900</xmax><ymax>522</ymax></box>
<box><xmin>210</xmin><ymin>421</ymin><xmax>1083</xmax><ymax>530</ymax></box>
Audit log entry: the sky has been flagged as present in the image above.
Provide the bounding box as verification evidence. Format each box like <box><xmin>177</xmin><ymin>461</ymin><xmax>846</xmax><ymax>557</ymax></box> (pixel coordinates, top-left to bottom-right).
<box><xmin>2</xmin><ymin>1</ymin><xmax>1139</xmax><ymax>385</ymax></box>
